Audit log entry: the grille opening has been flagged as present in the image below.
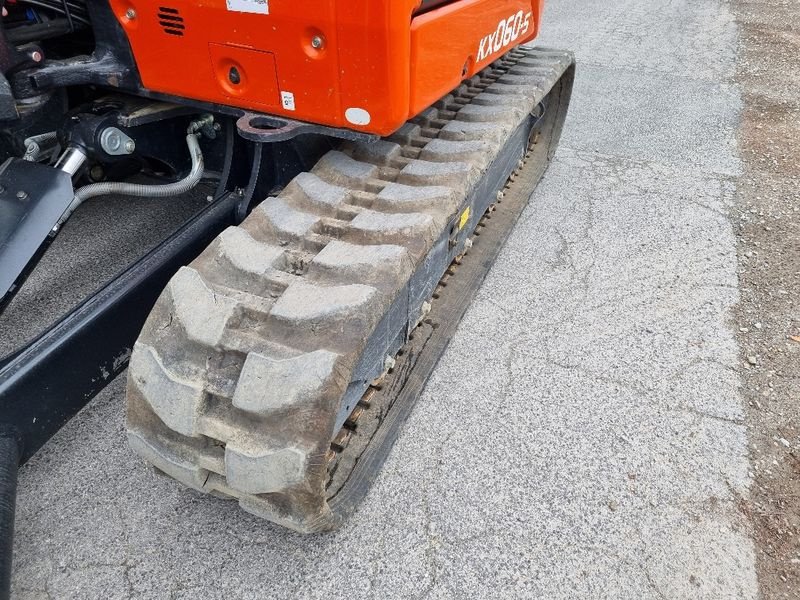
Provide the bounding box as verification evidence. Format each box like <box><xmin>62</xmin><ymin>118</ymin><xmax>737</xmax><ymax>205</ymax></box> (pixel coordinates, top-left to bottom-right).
<box><xmin>157</xmin><ymin>7</ymin><xmax>185</xmax><ymax>36</ymax></box>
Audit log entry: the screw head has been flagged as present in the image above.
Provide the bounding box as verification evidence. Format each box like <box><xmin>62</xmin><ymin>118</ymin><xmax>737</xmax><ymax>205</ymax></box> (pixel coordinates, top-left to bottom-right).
<box><xmin>228</xmin><ymin>66</ymin><xmax>241</xmax><ymax>85</ymax></box>
<box><xmin>125</xmin><ymin>8</ymin><xmax>136</xmax><ymax>19</ymax></box>
<box><xmin>101</xmin><ymin>129</ymin><xmax>122</xmax><ymax>153</ymax></box>
<box><xmin>30</xmin><ymin>50</ymin><xmax>43</xmax><ymax>63</ymax></box>
<box><xmin>124</xmin><ymin>139</ymin><xmax>136</xmax><ymax>153</ymax></box>
<box><xmin>16</xmin><ymin>190</ymin><xmax>27</xmax><ymax>200</ymax></box>
<box><xmin>89</xmin><ymin>165</ymin><xmax>105</xmax><ymax>181</ymax></box>
<box><xmin>311</xmin><ymin>36</ymin><xmax>324</xmax><ymax>49</ymax></box>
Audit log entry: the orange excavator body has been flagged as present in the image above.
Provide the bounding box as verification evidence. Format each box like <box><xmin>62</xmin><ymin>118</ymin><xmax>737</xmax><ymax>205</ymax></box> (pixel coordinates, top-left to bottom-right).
<box><xmin>107</xmin><ymin>0</ymin><xmax>543</xmax><ymax>136</ymax></box>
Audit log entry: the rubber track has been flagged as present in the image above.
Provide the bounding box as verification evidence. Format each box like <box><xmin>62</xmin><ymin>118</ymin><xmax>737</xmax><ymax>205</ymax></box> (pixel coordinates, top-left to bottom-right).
<box><xmin>126</xmin><ymin>46</ymin><xmax>574</xmax><ymax>533</ymax></box>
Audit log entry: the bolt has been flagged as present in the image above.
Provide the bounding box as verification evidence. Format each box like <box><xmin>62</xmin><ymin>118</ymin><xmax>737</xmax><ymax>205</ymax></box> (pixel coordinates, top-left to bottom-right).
<box><xmin>124</xmin><ymin>139</ymin><xmax>136</xmax><ymax>153</ymax></box>
<box><xmin>89</xmin><ymin>165</ymin><xmax>105</xmax><ymax>181</ymax></box>
<box><xmin>228</xmin><ymin>66</ymin><xmax>241</xmax><ymax>85</ymax></box>
<box><xmin>16</xmin><ymin>190</ymin><xmax>27</xmax><ymax>200</ymax></box>
<box><xmin>311</xmin><ymin>36</ymin><xmax>324</xmax><ymax>49</ymax></box>
<box><xmin>30</xmin><ymin>50</ymin><xmax>43</xmax><ymax>63</ymax></box>
<box><xmin>102</xmin><ymin>130</ymin><xmax>121</xmax><ymax>152</ymax></box>
<box><xmin>125</xmin><ymin>8</ymin><xmax>136</xmax><ymax>19</ymax></box>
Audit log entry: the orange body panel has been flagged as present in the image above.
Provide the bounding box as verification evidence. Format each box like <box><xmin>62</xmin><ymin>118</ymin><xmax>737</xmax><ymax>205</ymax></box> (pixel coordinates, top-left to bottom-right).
<box><xmin>108</xmin><ymin>0</ymin><xmax>543</xmax><ymax>136</ymax></box>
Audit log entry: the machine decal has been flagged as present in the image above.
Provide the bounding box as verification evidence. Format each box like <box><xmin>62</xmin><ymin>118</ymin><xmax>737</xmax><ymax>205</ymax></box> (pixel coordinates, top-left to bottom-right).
<box><xmin>458</xmin><ymin>206</ymin><xmax>471</xmax><ymax>230</ymax></box>
<box><xmin>281</xmin><ymin>91</ymin><xmax>296</xmax><ymax>111</ymax></box>
<box><xmin>477</xmin><ymin>10</ymin><xmax>532</xmax><ymax>62</ymax></box>
<box><xmin>226</xmin><ymin>0</ymin><xmax>268</xmax><ymax>15</ymax></box>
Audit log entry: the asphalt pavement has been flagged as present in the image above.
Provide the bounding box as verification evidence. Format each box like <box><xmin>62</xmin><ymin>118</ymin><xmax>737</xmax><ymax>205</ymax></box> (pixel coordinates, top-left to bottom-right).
<box><xmin>11</xmin><ymin>0</ymin><xmax>758</xmax><ymax>598</ymax></box>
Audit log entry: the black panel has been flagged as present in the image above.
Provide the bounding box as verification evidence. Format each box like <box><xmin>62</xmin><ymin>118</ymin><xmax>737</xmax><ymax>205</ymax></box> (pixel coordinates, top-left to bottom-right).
<box><xmin>413</xmin><ymin>0</ymin><xmax>461</xmax><ymax>16</ymax></box>
<box><xmin>0</xmin><ymin>159</ymin><xmax>74</xmax><ymax>305</ymax></box>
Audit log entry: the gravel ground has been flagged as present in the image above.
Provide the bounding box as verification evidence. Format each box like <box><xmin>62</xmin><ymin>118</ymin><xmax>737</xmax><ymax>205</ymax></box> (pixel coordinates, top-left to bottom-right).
<box><xmin>731</xmin><ymin>0</ymin><xmax>800</xmax><ymax>597</ymax></box>
<box><xmin>9</xmin><ymin>0</ymin><xmax>792</xmax><ymax>597</ymax></box>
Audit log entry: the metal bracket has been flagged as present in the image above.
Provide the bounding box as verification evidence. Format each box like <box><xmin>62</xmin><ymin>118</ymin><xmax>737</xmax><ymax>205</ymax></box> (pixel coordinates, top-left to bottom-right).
<box><xmin>0</xmin><ymin>158</ymin><xmax>75</xmax><ymax>310</ymax></box>
<box><xmin>236</xmin><ymin>112</ymin><xmax>378</xmax><ymax>144</ymax></box>
<box><xmin>99</xmin><ymin>127</ymin><xmax>135</xmax><ymax>155</ymax></box>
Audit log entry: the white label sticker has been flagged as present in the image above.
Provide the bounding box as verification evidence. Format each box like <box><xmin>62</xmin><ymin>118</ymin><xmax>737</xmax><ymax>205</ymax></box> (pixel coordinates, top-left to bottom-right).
<box><xmin>281</xmin><ymin>91</ymin><xmax>296</xmax><ymax>111</ymax></box>
<box><xmin>226</xmin><ymin>0</ymin><xmax>268</xmax><ymax>15</ymax></box>
<box><xmin>345</xmin><ymin>107</ymin><xmax>371</xmax><ymax>126</ymax></box>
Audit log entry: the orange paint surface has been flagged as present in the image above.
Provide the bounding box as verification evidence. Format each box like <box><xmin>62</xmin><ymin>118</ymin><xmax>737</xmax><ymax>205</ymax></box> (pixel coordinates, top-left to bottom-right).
<box><xmin>109</xmin><ymin>0</ymin><xmax>543</xmax><ymax>136</ymax></box>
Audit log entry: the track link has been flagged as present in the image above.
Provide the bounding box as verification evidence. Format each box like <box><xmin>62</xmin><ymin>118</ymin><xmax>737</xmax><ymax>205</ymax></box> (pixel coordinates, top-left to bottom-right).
<box><xmin>126</xmin><ymin>46</ymin><xmax>575</xmax><ymax>532</ymax></box>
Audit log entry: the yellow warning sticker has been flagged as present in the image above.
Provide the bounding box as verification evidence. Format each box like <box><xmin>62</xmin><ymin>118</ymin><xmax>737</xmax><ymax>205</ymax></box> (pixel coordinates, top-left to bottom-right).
<box><xmin>458</xmin><ymin>207</ymin><xmax>471</xmax><ymax>230</ymax></box>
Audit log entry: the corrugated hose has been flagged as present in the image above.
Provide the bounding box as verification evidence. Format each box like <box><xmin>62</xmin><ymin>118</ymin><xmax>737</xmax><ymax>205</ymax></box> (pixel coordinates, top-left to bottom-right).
<box><xmin>59</xmin><ymin>127</ymin><xmax>205</xmax><ymax>226</ymax></box>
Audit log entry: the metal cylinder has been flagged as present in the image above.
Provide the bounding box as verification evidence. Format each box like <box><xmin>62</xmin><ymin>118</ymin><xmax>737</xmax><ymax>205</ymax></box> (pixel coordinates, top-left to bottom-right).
<box><xmin>54</xmin><ymin>146</ymin><xmax>88</xmax><ymax>177</ymax></box>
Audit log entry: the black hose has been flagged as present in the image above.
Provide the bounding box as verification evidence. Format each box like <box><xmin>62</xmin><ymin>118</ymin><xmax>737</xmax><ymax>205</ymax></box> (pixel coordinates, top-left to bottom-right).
<box><xmin>0</xmin><ymin>426</ymin><xmax>20</xmax><ymax>600</ymax></box>
<box><xmin>6</xmin><ymin>19</ymin><xmax>77</xmax><ymax>44</ymax></box>
<box><xmin>16</xmin><ymin>0</ymin><xmax>91</xmax><ymax>26</ymax></box>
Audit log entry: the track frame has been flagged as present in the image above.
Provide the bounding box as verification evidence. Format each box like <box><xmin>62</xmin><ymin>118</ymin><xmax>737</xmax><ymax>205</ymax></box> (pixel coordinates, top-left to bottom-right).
<box><xmin>328</xmin><ymin>62</ymin><xmax>574</xmax><ymax>521</ymax></box>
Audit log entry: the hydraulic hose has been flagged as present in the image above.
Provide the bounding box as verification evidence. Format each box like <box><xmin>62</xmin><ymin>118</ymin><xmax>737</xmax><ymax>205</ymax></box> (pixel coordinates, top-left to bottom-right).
<box><xmin>0</xmin><ymin>427</ymin><xmax>20</xmax><ymax>600</ymax></box>
<box><xmin>23</xmin><ymin>131</ymin><xmax>58</xmax><ymax>162</ymax></box>
<box><xmin>60</xmin><ymin>130</ymin><xmax>205</xmax><ymax>225</ymax></box>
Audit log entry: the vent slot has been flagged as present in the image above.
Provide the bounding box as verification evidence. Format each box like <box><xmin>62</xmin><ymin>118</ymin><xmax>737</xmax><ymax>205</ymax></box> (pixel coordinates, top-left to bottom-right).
<box><xmin>158</xmin><ymin>7</ymin><xmax>185</xmax><ymax>36</ymax></box>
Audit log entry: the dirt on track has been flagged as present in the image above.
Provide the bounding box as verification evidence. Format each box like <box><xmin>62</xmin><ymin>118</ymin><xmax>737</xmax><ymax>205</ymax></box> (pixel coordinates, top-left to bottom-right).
<box><xmin>733</xmin><ymin>0</ymin><xmax>800</xmax><ymax>597</ymax></box>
